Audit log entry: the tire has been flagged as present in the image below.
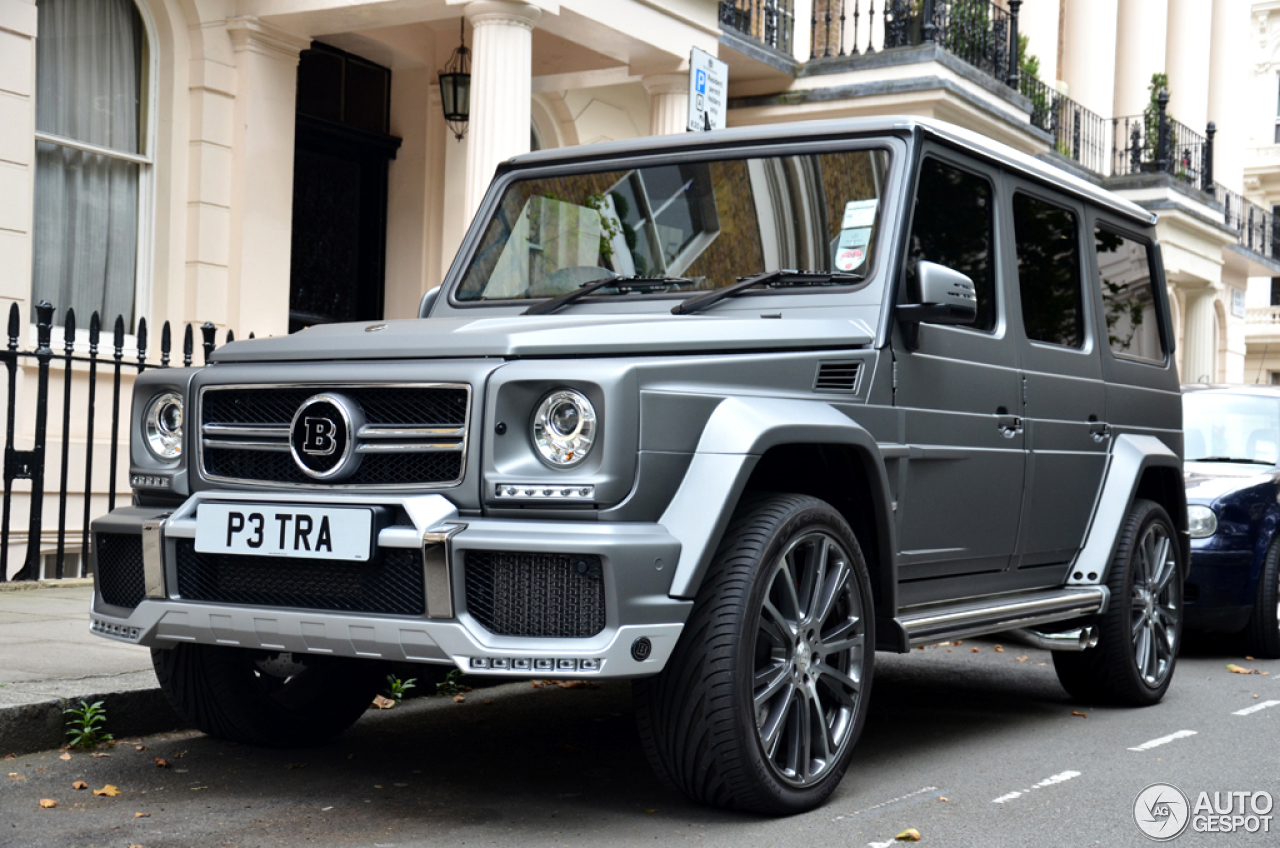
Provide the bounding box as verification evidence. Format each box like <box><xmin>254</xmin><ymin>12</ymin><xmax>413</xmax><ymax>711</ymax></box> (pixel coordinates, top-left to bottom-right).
<box><xmin>1242</xmin><ymin>537</ymin><xmax>1280</xmax><ymax>659</ymax></box>
<box><xmin>1053</xmin><ymin>499</ymin><xmax>1183</xmax><ymax>706</ymax></box>
<box><xmin>633</xmin><ymin>493</ymin><xmax>875</xmax><ymax>815</ymax></box>
<box><xmin>152</xmin><ymin>644</ymin><xmax>382</xmax><ymax>747</ymax></box>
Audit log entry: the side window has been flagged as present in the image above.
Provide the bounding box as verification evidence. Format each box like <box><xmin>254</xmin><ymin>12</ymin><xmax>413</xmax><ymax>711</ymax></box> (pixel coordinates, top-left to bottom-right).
<box><xmin>907</xmin><ymin>158</ymin><xmax>996</xmax><ymax>332</ymax></box>
<box><xmin>1096</xmin><ymin>227</ymin><xmax>1165</xmax><ymax>362</ymax></box>
<box><xmin>1012</xmin><ymin>193</ymin><xmax>1084</xmax><ymax>348</ymax></box>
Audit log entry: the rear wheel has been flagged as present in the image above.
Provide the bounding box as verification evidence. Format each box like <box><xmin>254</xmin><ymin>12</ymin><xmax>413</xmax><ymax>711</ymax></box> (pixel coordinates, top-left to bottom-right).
<box><xmin>1242</xmin><ymin>538</ymin><xmax>1280</xmax><ymax>659</ymax></box>
<box><xmin>1053</xmin><ymin>499</ymin><xmax>1182</xmax><ymax>706</ymax></box>
<box><xmin>634</xmin><ymin>494</ymin><xmax>874</xmax><ymax>814</ymax></box>
<box><xmin>152</xmin><ymin>644</ymin><xmax>382</xmax><ymax>747</ymax></box>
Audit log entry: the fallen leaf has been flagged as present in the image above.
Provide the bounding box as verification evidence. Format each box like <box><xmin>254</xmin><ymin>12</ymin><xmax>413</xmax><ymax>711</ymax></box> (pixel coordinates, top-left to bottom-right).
<box><xmin>72</xmin><ymin>781</ymin><xmax>87</xmax><ymax>790</ymax></box>
<box><xmin>134</xmin><ymin>812</ymin><xmax>150</xmax><ymax>818</ymax></box>
<box><xmin>1246</xmin><ymin>656</ymin><xmax>1255</xmax><ymax>661</ymax></box>
<box><xmin>8</xmin><ymin>773</ymin><xmax>25</xmax><ymax>781</ymax></box>
<box><xmin>370</xmin><ymin>695</ymin><xmax>395</xmax><ymax>710</ymax></box>
<box><xmin>453</xmin><ymin>694</ymin><xmax>465</xmax><ymax>703</ymax></box>
<box><xmin>994</xmin><ymin>645</ymin><xmax>1004</xmax><ymax>652</ymax></box>
<box><xmin>643</xmin><ymin>808</ymin><xmax>656</xmax><ymax>813</ymax></box>
<box><xmin>953</xmin><ymin>640</ymin><xmax>963</xmax><ymax>646</ymax></box>
<box><xmin>1264</xmin><ymin>672</ymin><xmax>1271</xmax><ymax>676</ymax></box>
<box><xmin>154</xmin><ymin>759</ymin><xmax>170</xmax><ymax>769</ymax></box>
<box><xmin>483</xmin><ymin>699</ymin><xmax>493</xmax><ymax>705</ymax></box>
<box><xmin>39</xmin><ymin>799</ymin><xmax>57</xmax><ymax>809</ymax></box>
<box><xmin>946</xmin><ymin>649</ymin><xmax>952</xmax><ymax>653</ymax></box>
<box><xmin>971</xmin><ymin>647</ymin><xmax>980</xmax><ymax>653</ymax></box>
<box><xmin>1227</xmin><ymin>664</ymin><xmax>1259</xmax><ymax>675</ymax></box>
<box><xmin>285</xmin><ymin>763</ymin><xmax>306</xmax><ymax>770</ymax></box>
<box><xmin>135</xmin><ymin>745</ymin><xmax>146</xmax><ymax>751</ymax></box>
<box><xmin>93</xmin><ymin>784</ymin><xmax>120</xmax><ymax>797</ymax></box>
<box><xmin>1071</xmin><ymin>711</ymin><xmax>1087</xmax><ymax>718</ymax></box>
<box><xmin>59</xmin><ymin>753</ymin><xmax>71</xmax><ymax>761</ymax></box>
<box><xmin>939</xmin><ymin>796</ymin><xmax>949</xmax><ymax>802</ymax></box>
<box><xmin>3</xmin><ymin>754</ymin><xmax>15</xmax><ymax>760</ymax></box>
<box><xmin>172</xmin><ymin>752</ymin><xmax>185</xmax><ymax>759</ymax></box>
<box><xmin>896</xmin><ymin>828</ymin><xmax>922</xmax><ymax>841</ymax></box>
<box><xmin>1255</xmin><ymin>694</ymin><xmax>1261</xmax><ymax>699</ymax></box>
<box><xmin>89</xmin><ymin>752</ymin><xmax>111</xmax><ymax>758</ymax></box>
<box><xmin>1016</xmin><ymin>656</ymin><xmax>1029</xmax><ymax>662</ymax></box>
<box><xmin>916</xmin><ymin>646</ymin><xmax>925</xmax><ymax>651</ymax></box>
<box><xmin>531</xmin><ymin>681</ymin><xmax>543</xmax><ymax>688</ymax></box>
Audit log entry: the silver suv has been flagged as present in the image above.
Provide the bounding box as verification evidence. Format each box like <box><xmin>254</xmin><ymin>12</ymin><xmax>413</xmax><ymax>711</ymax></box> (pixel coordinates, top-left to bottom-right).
<box><xmin>91</xmin><ymin>117</ymin><xmax>1186</xmax><ymax>814</ymax></box>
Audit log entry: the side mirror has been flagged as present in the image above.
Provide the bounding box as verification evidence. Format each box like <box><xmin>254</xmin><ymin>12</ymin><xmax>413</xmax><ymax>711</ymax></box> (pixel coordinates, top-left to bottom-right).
<box><xmin>896</xmin><ymin>261</ymin><xmax>977</xmax><ymax>349</ymax></box>
<box><xmin>418</xmin><ymin>286</ymin><xmax>442</xmax><ymax>318</ymax></box>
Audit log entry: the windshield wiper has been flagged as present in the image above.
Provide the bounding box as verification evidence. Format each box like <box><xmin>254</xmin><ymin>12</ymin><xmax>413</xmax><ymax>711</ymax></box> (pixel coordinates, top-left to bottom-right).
<box><xmin>671</xmin><ymin>269</ymin><xmax>863</xmax><ymax>316</ymax></box>
<box><xmin>1189</xmin><ymin>456</ymin><xmax>1272</xmax><ymax>464</ymax></box>
<box><xmin>524</xmin><ymin>275</ymin><xmax>691</xmax><ymax>316</ymax></box>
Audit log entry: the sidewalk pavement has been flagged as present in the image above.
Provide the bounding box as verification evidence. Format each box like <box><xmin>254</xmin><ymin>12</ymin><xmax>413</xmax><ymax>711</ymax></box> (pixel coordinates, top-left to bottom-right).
<box><xmin>0</xmin><ymin>581</ymin><xmax>184</xmax><ymax>754</ymax></box>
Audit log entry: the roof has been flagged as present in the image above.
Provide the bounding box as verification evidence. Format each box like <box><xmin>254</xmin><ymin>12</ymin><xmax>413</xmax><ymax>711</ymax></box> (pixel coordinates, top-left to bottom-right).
<box><xmin>504</xmin><ymin>116</ymin><xmax>1157</xmax><ymax>227</ymax></box>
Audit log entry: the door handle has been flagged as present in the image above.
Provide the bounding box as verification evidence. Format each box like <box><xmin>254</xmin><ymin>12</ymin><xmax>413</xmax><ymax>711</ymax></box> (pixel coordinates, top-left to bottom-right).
<box><xmin>996</xmin><ymin>415</ymin><xmax>1023</xmax><ymax>438</ymax></box>
<box><xmin>1089</xmin><ymin>421</ymin><xmax>1111</xmax><ymax>443</ymax></box>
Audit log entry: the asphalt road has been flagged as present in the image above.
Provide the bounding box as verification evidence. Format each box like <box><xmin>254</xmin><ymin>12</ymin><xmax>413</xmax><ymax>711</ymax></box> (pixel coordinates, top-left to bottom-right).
<box><xmin>3</xmin><ymin>633</ymin><xmax>1277</xmax><ymax>848</ymax></box>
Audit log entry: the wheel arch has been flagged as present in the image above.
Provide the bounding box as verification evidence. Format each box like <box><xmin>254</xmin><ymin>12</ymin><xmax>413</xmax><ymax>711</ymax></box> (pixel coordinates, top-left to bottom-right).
<box><xmin>660</xmin><ymin>397</ymin><xmax>898</xmax><ymax>616</ymax></box>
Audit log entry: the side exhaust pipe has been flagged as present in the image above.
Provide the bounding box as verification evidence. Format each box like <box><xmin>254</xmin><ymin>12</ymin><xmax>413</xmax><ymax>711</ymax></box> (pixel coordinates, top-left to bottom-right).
<box><xmin>1004</xmin><ymin>626</ymin><xmax>1099</xmax><ymax>652</ymax></box>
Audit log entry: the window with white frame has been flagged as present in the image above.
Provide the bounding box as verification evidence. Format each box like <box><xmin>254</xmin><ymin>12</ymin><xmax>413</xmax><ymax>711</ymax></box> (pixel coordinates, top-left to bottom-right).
<box><xmin>32</xmin><ymin>0</ymin><xmax>151</xmax><ymax>327</ymax></box>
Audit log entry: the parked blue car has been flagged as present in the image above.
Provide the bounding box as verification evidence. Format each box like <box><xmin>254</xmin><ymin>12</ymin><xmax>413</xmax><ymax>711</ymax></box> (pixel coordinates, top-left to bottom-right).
<box><xmin>1182</xmin><ymin>385</ymin><xmax>1280</xmax><ymax>657</ymax></box>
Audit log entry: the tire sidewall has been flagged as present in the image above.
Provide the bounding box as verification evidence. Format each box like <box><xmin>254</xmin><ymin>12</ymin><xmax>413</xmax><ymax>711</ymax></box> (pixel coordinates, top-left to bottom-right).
<box><xmin>1113</xmin><ymin>501</ymin><xmax>1183</xmax><ymax>701</ymax></box>
<box><xmin>735</xmin><ymin>499</ymin><xmax>876</xmax><ymax>811</ymax></box>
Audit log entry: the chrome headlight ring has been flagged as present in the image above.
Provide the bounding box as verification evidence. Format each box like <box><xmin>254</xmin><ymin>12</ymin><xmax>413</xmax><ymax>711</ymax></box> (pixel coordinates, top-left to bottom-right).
<box><xmin>531</xmin><ymin>388</ymin><xmax>597</xmax><ymax>469</ymax></box>
<box><xmin>143</xmin><ymin>391</ymin><xmax>184</xmax><ymax>462</ymax></box>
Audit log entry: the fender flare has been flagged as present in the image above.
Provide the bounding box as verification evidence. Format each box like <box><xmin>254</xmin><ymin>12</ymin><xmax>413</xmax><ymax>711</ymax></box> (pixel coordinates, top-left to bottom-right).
<box><xmin>1068</xmin><ymin>433</ymin><xmax>1186</xmax><ymax>591</ymax></box>
<box><xmin>660</xmin><ymin>397</ymin><xmax>898</xmax><ymax>604</ymax></box>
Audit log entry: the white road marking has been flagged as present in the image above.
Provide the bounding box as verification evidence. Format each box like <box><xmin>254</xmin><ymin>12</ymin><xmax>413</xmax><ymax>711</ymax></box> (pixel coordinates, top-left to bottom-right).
<box><xmin>833</xmin><ymin>785</ymin><xmax>939</xmax><ymax>822</ymax></box>
<box><xmin>991</xmin><ymin>770</ymin><xmax>1081</xmax><ymax>804</ymax></box>
<box><xmin>1127</xmin><ymin>729</ymin><xmax>1197</xmax><ymax>752</ymax></box>
<box><xmin>1233</xmin><ymin>699</ymin><xmax>1280</xmax><ymax>716</ymax></box>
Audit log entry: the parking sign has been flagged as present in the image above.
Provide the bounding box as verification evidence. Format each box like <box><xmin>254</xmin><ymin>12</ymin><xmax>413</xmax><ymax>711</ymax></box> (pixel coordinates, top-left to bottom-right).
<box><xmin>687</xmin><ymin>47</ymin><xmax>727</xmax><ymax>132</ymax></box>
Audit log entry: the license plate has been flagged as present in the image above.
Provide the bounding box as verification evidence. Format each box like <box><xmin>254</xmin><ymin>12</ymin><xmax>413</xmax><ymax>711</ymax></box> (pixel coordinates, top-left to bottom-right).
<box><xmin>194</xmin><ymin>504</ymin><xmax>374</xmax><ymax>561</ymax></box>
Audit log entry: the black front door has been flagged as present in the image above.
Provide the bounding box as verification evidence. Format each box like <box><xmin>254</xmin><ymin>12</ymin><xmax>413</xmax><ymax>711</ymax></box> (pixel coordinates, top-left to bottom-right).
<box><xmin>289</xmin><ymin>44</ymin><xmax>401</xmax><ymax>333</ymax></box>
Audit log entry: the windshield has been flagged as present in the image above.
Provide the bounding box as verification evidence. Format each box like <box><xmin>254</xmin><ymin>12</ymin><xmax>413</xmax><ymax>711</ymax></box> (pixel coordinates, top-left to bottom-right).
<box><xmin>1183</xmin><ymin>393</ymin><xmax>1280</xmax><ymax>465</ymax></box>
<box><xmin>455</xmin><ymin>149</ymin><xmax>890</xmax><ymax>302</ymax></box>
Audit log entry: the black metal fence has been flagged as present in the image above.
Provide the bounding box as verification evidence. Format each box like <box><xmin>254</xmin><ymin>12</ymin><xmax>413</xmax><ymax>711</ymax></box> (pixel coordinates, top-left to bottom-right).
<box><xmin>1216</xmin><ymin>184</ymin><xmax>1280</xmax><ymax>263</ymax></box>
<box><xmin>0</xmin><ymin>301</ymin><xmax>234</xmax><ymax>583</ymax></box>
<box><xmin>720</xmin><ymin>0</ymin><xmax>796</xmax><ymax>54</ymax></box>
<box><xmin>1019</xmin><ymin>75</ymin><xmax>1110</xmax><ymax>176</ymax></box>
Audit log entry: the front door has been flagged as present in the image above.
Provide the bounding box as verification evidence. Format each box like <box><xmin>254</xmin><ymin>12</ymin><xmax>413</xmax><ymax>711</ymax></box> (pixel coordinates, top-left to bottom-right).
<box><xmin>892</xmin><ymin>152</ymin><xmax>1026</xmax><ymax>606</ymax></box>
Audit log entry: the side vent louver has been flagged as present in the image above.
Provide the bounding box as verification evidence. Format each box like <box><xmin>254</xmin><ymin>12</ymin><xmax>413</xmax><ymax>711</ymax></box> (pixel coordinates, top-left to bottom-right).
<box><xmin>814</xmin><ymin>361</ymin><xmax>863</xmax><ymax>393</ymax></box>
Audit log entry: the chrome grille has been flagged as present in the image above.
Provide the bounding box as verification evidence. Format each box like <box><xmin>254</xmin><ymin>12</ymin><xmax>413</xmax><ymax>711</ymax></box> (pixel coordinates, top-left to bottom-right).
<box><xmin>198</xmin><ymin>384</ymin><xmax>469</xmax><ymax>488</ymax></box>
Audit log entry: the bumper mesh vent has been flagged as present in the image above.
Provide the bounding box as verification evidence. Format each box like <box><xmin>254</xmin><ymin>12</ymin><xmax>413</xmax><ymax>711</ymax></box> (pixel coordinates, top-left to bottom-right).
<box><xmin>465</xmin><ymin>551</ymin><xmax>605</xmax><ymax>638</ymax></box>
<box><xmin>95</xmin><ymin>533</ymin><xmax>146</xmax><ymax>609</ymax></box>
<box><xmin>175</xmin><ymin>540</ymin><xmax>424</xmax><ymax>616</ymax></box>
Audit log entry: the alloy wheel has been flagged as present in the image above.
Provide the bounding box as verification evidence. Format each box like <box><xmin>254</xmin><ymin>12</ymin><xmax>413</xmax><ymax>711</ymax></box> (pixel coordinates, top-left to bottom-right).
<box><xmin>753</xmin><ymin>531</ymin><xmax>867</xmax><ymax>787</ymax></box>
<box><xmin>1130</xmin><ymin>522</ymin><xmax>1179</xmax><ymax>687</ymax></box>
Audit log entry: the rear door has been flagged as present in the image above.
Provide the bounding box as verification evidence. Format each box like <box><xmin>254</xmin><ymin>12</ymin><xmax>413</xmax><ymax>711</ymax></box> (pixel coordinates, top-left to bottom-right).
<box><xmin>892</xmin><ymin>150</ymin><xmax>1026</xmax><ymax>605</ymax></box>
<box><xmin>1004</xmin><ymin>183</ymin><xmax>1107</xmax><ymax>585</ymax></box>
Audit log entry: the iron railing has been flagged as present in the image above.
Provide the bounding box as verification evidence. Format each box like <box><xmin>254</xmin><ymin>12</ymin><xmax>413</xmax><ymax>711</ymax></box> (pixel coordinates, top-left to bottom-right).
<box><xmin>1215</xmin><ymin>184</ymin><xmax>1280</xmax><ymax>263</ymax></box>
<box><xmin>1</xmin><ymin>301</ymin><xmax>236</xmax><ymax>582</ymax></box>
<box><xmin>1019</xmin><ymin>75</ymin><xmax>1110</xmax><ymax>176</ymax></box>
<box><xmin>720</xmin><ymin>0</ymin><xmax>796</xmax><ymax>55</ymax></box>
<box><xmin>1111</xmin><ymin>92</ymin><xmax>1213</xmax><ymax>190</ymax></box>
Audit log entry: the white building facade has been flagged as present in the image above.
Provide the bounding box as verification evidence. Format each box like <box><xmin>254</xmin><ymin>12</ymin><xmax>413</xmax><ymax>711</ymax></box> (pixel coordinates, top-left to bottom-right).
<box><xmin>0</xmin><ymin>0</ymin><xmax>1268</xmax><ymax>576</ymax></box>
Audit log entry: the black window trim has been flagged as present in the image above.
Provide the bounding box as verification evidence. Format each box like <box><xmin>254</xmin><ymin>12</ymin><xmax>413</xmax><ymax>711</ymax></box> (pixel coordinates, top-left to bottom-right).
<box><xmin>1092</xmin><ymin>220</ymin><xmax>1170</xmax><ymax>367</ymax></box>
<box><xmin>1009</xmin><ymin>186</ymin><xmax>1090</xmax><ymax>353</ymax></box>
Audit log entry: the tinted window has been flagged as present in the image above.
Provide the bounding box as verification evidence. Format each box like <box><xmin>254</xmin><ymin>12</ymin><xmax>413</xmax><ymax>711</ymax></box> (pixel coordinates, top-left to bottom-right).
<box><xmin>907</xmin><ymin>158</ymin><xmax>996</xmax><ymax>331</ymax></box>
<box><xmin>1013</xmin><ymin>193</ymin><xmax>1084</xmax><ymax>348</ymax></box>
<box><xmin>1096</xmin><ymin>228</ymin><xmax>1164</xmax><ymax>362</ymax></box>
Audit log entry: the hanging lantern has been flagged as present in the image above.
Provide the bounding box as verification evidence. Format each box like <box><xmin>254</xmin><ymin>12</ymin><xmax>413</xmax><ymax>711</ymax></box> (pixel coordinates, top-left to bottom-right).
<box><xmin>439</xmin><ymin>19</ymin><xmax>471</xmax><ymax>141</ymax></box>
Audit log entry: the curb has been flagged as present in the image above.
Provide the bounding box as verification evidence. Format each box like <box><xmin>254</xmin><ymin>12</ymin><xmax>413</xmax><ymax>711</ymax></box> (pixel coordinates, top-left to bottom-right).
<box><xmin>0</xmin><ymin>578</ymin><xmax>94</xmax><ymax>593</ymax></box>
<box><xmin>0</xmin><ymin>686</ymin><xmax>187</xmax><ymax>757</ymax></box>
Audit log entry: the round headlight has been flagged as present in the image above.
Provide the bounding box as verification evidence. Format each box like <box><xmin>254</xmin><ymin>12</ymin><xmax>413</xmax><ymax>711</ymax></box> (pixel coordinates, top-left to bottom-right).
<box><xmin>1187</xmin><ymin>504</ymin><xmax>1217</xmax><ymax>539</ymax></box>
<box><xmin>144</xmin><ymin>391</ymin><xmax>184</xmax><ymax>461</ymax></box>
<box><xmin>532</xmin><ymin>389</ymin><xmax>597</xmax><ymax>468</ymax></box>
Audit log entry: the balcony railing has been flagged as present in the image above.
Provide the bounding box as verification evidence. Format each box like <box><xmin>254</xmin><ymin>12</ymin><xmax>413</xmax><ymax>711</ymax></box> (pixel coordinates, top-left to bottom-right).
<box><xmin>1019</xmin><ymin>75</ymin><xmax>1110</xmax><ymax>176</ymax></box>
<box><xmin>1216</xmin><ymin>184</ymin><xmax>1280</xmax><ymax>264</ymax></box>
<box><xmin>1246</xmin><ymin>306</ymin><xmax>1280</xmax><ymax>326</ymax></box>
<box><xmin>1111</xmin><ymin>92</ymin><xmax>1212</xmax><ymax>191</ymax></box>
<box><xmin>720</xmin><ymin>0</ymin><xmax>796</xmax><ymax>55</ymax></box>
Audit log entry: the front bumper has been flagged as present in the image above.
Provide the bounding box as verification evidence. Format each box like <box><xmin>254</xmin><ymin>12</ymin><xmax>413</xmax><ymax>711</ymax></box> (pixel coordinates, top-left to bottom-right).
<box><xmin>90</xmin><ymin>493</ymin><xmax>690</xmax><ymax>678</ymax></box>
<box><xmin>1184</xmin><ymin>546</ymin><xmax>1256</xmax><ymax>632</ymax></box>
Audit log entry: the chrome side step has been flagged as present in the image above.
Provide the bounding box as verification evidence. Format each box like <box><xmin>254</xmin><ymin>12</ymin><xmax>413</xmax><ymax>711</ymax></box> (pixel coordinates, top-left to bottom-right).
<box><xmin>897</xmin><ymin>587</ymin><xmax>1108</xmax><ymax>647</ymax></box>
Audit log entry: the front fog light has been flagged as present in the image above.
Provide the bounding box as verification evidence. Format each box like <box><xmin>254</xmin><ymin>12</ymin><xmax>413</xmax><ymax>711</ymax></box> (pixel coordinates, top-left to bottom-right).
<box><xmin>1187</xmin><ymin>505</ymin><xmax>1217</xmax><ymax>539</ymax></box>
<box><xmin>532</xmin><ymin>389</ymin><xmax>596</xmax><ymax>468</ymax></box>
<box><xmin>143</xmin><ymin>391</ymin><xmax>184</xmax><ymax>461</ymax></box>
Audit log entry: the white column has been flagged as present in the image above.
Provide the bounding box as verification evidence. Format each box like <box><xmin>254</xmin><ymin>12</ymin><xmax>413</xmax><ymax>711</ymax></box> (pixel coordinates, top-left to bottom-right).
<box><xmin>642</xmin><ymin>73</ymin><xmax>688</xmax><ymax>136</ymax></box>
<box><xmin>1207</xmin><ymin>0</ymin><xmax>1250</xmax><ymax>193</ymax></box>
<box><xmin>1060</xmin><ymin>0</ymin><xmax>1118</xmax><ymax>118</ymax></box>
<box><xmin>0</xmin><ymin>0</ymin><xmax>37</xmax><ymax>315</ymax></box>
<box><xmin>463</xmin><ymin>1</ymin><xmax>541</xmax><ymax>220</ymax></box>
<box><xmin>1016</xmin><ymin>0</ymin><xmax>1060</xmax><ymax>88</ymax></box>
<box><xmin>1182</xmin><ymin>289</ymin><xmax>1218</xmax><ymax>384</ymax></box>
<box><xmin>226</xmin><ymin>18</ymin><xmax>309</xmax><ymax>339</ymax></box>
<box><xmin>793</xmin><ymin>0</ymin><xmax>813</xmax><ymax>61</ymax></box>
<box><xmin>1165</xmin><ymin>0</ymin><xmax>1213</xmax><ymax>131</ymax></box>
<box><xmin>1113</xmin><ymin>0</ymin><xmax>1167</xmax><ymax>118</ymax></box>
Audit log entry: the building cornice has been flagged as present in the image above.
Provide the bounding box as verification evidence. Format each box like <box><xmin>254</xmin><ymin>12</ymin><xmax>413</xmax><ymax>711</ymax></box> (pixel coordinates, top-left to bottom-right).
<box><xmin>226</xmin><ymin>16</ymin><xmax>311</xmax><ymax>62</ymax></box>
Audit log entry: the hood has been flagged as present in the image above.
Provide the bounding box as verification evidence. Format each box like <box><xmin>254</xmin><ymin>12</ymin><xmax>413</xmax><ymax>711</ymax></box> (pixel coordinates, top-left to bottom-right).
<box><xmin>210</xmin><ymin>313</ymin><xmax>876</xmax><ymax>363</ymax></box>
<box><xmin>1184</xmin><ymin>461</ymin><xmax>1280</xmax><ymax>503</ymax></box>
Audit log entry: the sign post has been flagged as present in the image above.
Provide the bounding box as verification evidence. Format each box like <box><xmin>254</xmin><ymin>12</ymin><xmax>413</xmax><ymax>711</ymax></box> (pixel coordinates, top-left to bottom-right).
<box><xmin>687</xmin><ymin>47</ymin><xmax>728</xmax><ymax>132</ymax></box>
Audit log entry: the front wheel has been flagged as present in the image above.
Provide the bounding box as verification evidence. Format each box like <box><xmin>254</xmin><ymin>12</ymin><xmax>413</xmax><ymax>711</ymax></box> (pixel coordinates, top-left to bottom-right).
<box><xmin>1054</xmin><ymin>499</ymin><xmax>1183</xmax><ymax>706</ymax></box>
<box><xmin>1242</xmin><ymin>537</ymin><xmax>1280</xmax><ymax>659</ymax></box>
<box><xmin>634</xmin><ymin>493</ymin><xmax>875</xmax><ymax>814</ymax></box>
<box><xmin>152</xmin><ymin>644</ymin><xmax>382</xmax><ymax>747</ymax></box>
